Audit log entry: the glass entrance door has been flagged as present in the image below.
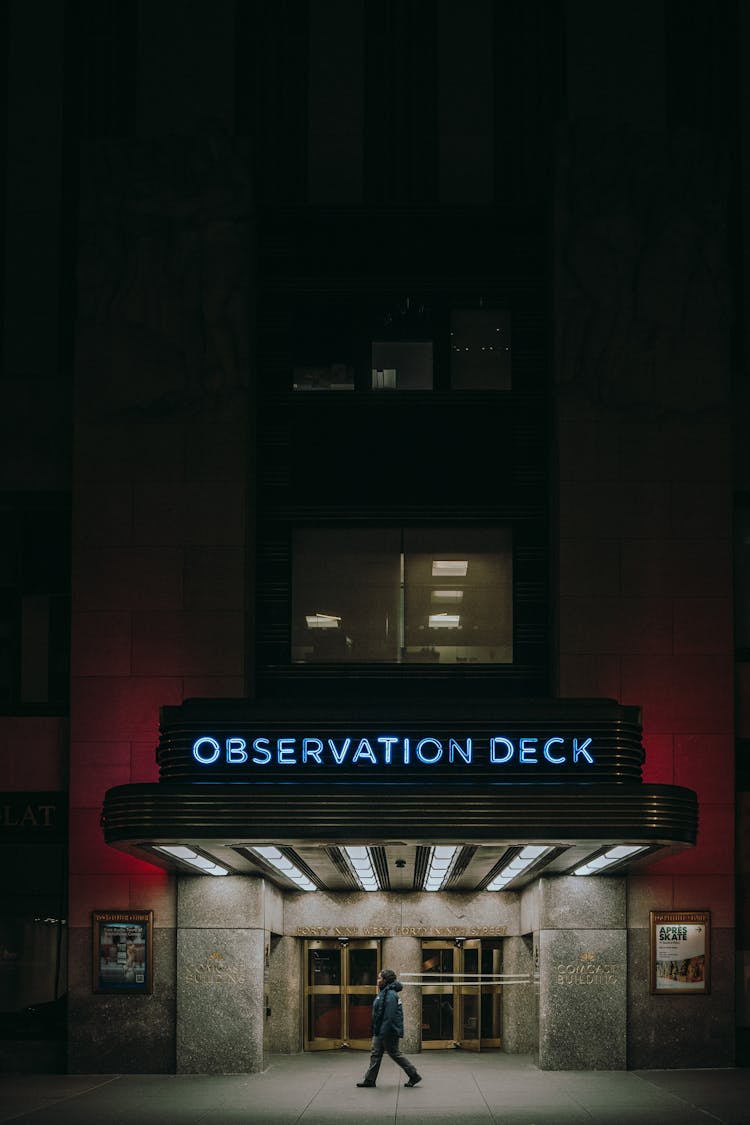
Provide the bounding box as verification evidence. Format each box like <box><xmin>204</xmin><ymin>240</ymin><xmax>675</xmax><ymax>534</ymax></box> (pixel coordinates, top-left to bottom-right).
<box><xmin>304</xmin><ymin>939</ymin><xmax>380</xmax><ymax>1050</ymax></box>
<box><xmin>420</xmin><ymin>940</ymin><xmax>503</xmax><ymax>1051</ymax></box>
<box><xmin>458</xmin><ymin>939</ymin><xmax>481</xmax><ymax>1051</ymax></box>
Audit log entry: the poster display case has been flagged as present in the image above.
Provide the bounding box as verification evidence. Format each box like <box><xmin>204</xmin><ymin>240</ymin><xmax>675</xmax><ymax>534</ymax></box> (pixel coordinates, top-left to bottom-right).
<box><xmin>92</xmin><ymin>909</ymin><xmax>153</xmax><ymax>995</ymax></box>
<box><xmin>649</xmin><ymin>910</ymin><xmax>710</xmax><ymax>995</ymax></box>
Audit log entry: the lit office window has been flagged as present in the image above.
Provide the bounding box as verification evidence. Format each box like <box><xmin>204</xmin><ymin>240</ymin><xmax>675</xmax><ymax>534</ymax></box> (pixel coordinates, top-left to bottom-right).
<box><xmin>450</xmin><ymin>309</ymin><xmax>511</xmax><ymax>390</ymax></box>
<box><xmin>293</xmin><ymin>529</ymin><xmax>401</xmax><ymax>662</ymax></box>
<box><xmin>292</xmin><ymin>528</ymin><xmax>512</xmax><ymax>664</ymax></box>
<box><xmin>403</xmin><ymin>528</ymin><xmax>512</xmax><ymax>663</ymax></box>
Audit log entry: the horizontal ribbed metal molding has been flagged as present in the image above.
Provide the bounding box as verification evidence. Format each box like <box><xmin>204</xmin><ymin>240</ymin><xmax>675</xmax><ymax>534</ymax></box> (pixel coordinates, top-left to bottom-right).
<box><xmin>156</xmin><ymin>698</ymin><xmax>645</xmax><ymax>785</ymax></box>
<box><xmin>101</xmin><ymin>782</ymin><xmax>697</xmax><ymax>848</ymax></box>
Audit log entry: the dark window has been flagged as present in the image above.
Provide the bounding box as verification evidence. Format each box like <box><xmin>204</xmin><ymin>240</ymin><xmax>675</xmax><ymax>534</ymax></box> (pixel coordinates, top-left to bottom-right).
<box><xmin>450</xmin><ymin>309</ymin><xmax>512</xmax><ymax>390</ymax></box>
<box><xmin>371</xmin><ymin>341</ymin><xmax>433</xmax><ymax>390</ymax></box>
<box><xmin>289</xmin><ymin>297</ymin><xmax>511</xmax><ymax>393</ymax></box>
<box><xmin>735</xmin><ymin>499</ymin><xmax>750</xmax><ymax>656</ymax></box>
<box><xmin>0</xmin><ymin>500</ymin><xmax>70</xmax><ymax>711</ymax></box>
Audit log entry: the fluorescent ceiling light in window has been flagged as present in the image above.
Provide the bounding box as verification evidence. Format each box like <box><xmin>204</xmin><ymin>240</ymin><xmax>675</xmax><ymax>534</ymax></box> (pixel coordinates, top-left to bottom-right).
<box><xmin>252</xmin><ymin>846</ymin><xmax>317</xmax><ymax>891</ymax></box>
<box><xmin>428</xmin><ymin>613</ymin><xmax>460</xmax><ymax>629</ymax></box>
<box><xmin>423</xmin><ymin>845</ymin><xmax>459</xmax><ymax>891</ymax></box>
<box><xmin>574</xmin><ymin>845</ymin><xmax>645</xmax><ymax>876</ymax></box>
<box><xmin>305</xmin><ymin>613</ymin><xmax>341</xmax><ymax>630</ymax></box>
<box><xmin>486</xmin><ymin>845</ymin><xmax>550</xmax><ymax>891</ymax></box>
<box><xmin>157</xmin><ymin>845</ymin><xmax>228</xmax><ymax>876</ymax></box>
<box><xmin>343</xmin><ymin>846</ymin><xmax>380</xmax><ymax>891</ymax></box>
<box><xmin>431</xmin><ymin>589</ymin><xmax>463</xmax><ymax>603</ymax></box>
<box><xmin>432</xmin><ymin>560</ymin><xmax>468</xmax><ymax>577</ymax></box>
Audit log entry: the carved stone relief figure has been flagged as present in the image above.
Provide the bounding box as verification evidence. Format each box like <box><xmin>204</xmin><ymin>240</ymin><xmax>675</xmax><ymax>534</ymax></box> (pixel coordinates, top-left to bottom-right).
<box><xmin>77</xmin><ymin>138</ymin><xmax>253</xmax><ymax>419</ymax></box>
<box><xmin>556</xmin><ymin>123</ymin><xmax>731</xmax><ymax>416</ymax></box>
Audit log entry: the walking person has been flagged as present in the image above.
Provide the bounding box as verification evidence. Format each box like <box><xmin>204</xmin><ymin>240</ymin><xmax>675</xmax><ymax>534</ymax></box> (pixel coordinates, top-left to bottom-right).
<box><xmin>357</xmin><ymin>967</ymin><xmax>422</xmax><ymax>1088</ymax></box>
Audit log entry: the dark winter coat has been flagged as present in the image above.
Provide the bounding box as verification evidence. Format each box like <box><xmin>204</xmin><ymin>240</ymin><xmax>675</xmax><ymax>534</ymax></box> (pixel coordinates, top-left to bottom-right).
<box><xmin>371</xmin><ymin>980</ymin><xmax>404</xmax><ymax>1038</ymax></box>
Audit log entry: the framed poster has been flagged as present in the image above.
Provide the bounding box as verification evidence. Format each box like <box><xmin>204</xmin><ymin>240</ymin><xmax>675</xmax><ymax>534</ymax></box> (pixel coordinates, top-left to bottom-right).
<box><xmin>649</xmin><ymin>910</ymin><xmax>710</xmax><ymax>995</ymax></box>
<box><xmin>93</xmin><ymin>910</ymin><xmax>153</xmax><ymax>995</ymax></box>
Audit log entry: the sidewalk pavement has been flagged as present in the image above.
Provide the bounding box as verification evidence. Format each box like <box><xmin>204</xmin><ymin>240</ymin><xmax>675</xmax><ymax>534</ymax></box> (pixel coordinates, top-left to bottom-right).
<box><xmin>3</xmin><ymin>1051</ymin><xmax>750</xmax><ymax>1124</ymax></box>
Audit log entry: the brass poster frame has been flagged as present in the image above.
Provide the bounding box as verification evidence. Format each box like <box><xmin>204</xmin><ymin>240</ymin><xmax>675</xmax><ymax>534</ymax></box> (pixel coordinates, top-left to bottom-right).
<box><xmin>649</xmin><ymin>910</ymin><xmax>710</xmax><ymax>995</ymax></box>
<box><xmin>92</xmin><ymin>909</ymin><xmax>153</xmax><ymax>995</ymax></box>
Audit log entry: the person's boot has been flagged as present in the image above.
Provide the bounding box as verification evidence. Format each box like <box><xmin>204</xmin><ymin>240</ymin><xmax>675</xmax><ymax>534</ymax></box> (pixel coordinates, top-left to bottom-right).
<box><xmin>356</xmin><ymin>1081</ymin><xmax>376</xmax><ymax>1087</ymax></box>
<box><xmin>404</xmin><ymin>1073</ymin><xmax>422</xmax><ymax>1087</ymax></box>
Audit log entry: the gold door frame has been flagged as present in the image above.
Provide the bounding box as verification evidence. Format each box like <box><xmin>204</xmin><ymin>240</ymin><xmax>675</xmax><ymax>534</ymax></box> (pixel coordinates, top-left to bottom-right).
<box><xmin>420</xmin><ymin>939</ymin><xmax>503</xmax><ymax>1051</ymax></box>
<box><xmin>458</xmin><ymin>938</ymin><xmax>482</xmax><ymax>1052</ymax></box>
<box><xmin>420</xmin><ymin>940</ymin><xmax>459</xmax><ymax>1049</ymax></box>
<box><xmin>303</xmin><ymin>938</ymin><xmax>381</xmax><ymax>1051</ymax></box>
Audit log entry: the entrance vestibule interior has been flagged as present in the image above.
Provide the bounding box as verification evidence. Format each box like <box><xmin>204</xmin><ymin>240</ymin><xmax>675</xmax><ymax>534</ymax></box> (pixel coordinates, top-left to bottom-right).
<box><xmin>303</xmin><ymin>937</ymin><xmax>503</xmax><ymax>1052</ymax></box>
<box><xmin>305</xmin><ymin>939</ymin><xmax>381</xmax><ymax>1049</ymax></box>
<box><xmin>420</xmin><ymin>938</ymin><xmax>502</xmax><ymax>1050</ymax></box>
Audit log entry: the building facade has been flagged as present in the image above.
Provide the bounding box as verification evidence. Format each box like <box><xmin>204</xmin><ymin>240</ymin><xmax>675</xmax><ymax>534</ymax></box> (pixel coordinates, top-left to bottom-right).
<box><xmin>0</xmin><ymin>0</ymin><xmax>744</xmax><ymax>1073</ymax></box>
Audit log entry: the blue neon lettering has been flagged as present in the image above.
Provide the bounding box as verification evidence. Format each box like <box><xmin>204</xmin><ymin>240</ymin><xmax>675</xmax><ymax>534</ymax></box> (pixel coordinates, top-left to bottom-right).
<box><xmin>449</xmin><ymin>738</ymin><xmax>472</xmax><ymax>764</ymax></box>
<box><xmin>519</xmin><ymin>737</ymin><xmax>538</xmax><ymax>764</ymax></box>
<box><xmin>193</xmin><ymin>737</ymin><xmax>221</xmax><ymax>765</ymax></box>
<box><xmin>490</xmin><ymin>737</ymin><xmax>514</xmax><ymax>764</ymax></box>
<box><xmin>543</xmin><ymin>737</ymin><xmax>566</xmax><ymax>765</ymax></box>
<box><xmin>189</xmin><ymin>732</ymin><xmax>597</xmax><ymax>769</ymax></box>
<box><xmin>277</xmin><ymin>738</ymin><xmax>296</xmax><ymax>765</ymax></box>
<box><xmin>377</xmin><ymin>736</ymin><xmax>398</xmax><ymax>764</ymax></box>
<box><xmin>302</xmin><ymin>738</ymin><xmax>324</xmax><ymax>764</ymax></box>
<box><xmin>416</xmin><ymin>737</ymin><xmax>443</xmax><ymax>764</ymax></box>
<box><xmin>352</xmin><ymin>738</ymin><xmax>377</xmax><ymax>764</ymax></box>
<box><xmin>328</xmin><ymin>738</ymin><xmax>351</xmax><ymax>765</ymax></box>
<box><xmin>251</xmin><ymin>737</ymin><xmax>272</xmax><ymax>765</ymax></box>
<box><xmin>573</xmin><ymin>738</ymin><xmax>594</xmax><ymax>764</ymax></box>
<box><xmin>226</xmin><ymin>737</ymin><xmax>248</xmax><ymax>764</ymax></box>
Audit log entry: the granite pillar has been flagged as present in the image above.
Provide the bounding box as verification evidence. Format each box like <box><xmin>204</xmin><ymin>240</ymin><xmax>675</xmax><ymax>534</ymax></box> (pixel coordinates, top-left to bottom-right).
<box><xmin>265</xmin><ymin>934</ymin><xmax>302</xmax><ymax>1053</ymax></box>
<box><xmin>382</xmin><ymin>935</ymin><xmax>423</xmax><ymax>1054</ymax></box>
<box><xmin>538</xmin><ymin>876</ymin><xmax>627</xmax><ymax>1070</ymax></box>
<box><xmin>502</xmin><ymin>935</ymin><xmax>537</xmax><ymax>1054</ymax></box>
<box><xmin>176</xmin><ymin>876</ymin><xmax>267</xmax><ymax>1073</ymax></box>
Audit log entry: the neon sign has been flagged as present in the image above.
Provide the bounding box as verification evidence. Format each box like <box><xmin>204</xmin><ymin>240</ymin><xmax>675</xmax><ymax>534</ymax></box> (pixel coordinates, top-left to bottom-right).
<box><xmin>190</xmin><ymin>735</ymin><xmax>595</xmax><ymax>768</ymax></box>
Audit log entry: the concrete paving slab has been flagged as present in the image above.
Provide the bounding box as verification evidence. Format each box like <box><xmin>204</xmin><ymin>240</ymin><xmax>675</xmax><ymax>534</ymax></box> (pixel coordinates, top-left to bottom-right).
<box><xmin>2</xmin><ymin>1054</ymin><xmax>750</xmax><ymax>1125</ymax></box>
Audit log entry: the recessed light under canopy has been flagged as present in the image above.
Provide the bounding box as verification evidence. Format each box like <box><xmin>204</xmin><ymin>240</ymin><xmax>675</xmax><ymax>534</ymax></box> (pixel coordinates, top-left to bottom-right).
<box><xmin>574</xmin><ymin>845</ymin><xmax>646</xmax><ymax>876</ymax></box>
<box><xmin>486</xmin><ymin>845</ymin><xmax>551</xmax><ymax>891</ymax></box>
<box><xmin>423</xmin><ymin>845</ymin><xmax>459</xmax><ymax>891</ymax></box>
<box><xmin>342</xmin><ymin>846</ymin><xmax>380</xmax><ymax>891</ymax></box>
<box><xmin>251</xmin><ymin>846</ymin><xmax>317</xmax><ymax>891</ymax></box>
<box><xmin>156</xmin><ymin>845</ymin><xmax>228</xmax><ymax>876</ymax></box>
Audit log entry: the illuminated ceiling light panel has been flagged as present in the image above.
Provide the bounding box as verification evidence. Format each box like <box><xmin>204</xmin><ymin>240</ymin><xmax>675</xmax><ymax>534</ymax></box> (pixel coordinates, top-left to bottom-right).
<box><xmin>486</xmin><ymin>845</ymin><xmax>551</xmax><ymax>891</ymax></box>
<box><xmin>574</xmin><ymin>845</ymin><xmax>646</xmax><ymax>876</ymax></box>
<box><xmin>157</xmin><ymin>845</ymin><xmax>229</xmax><ymax>876</ymax></box>
<box><xmin>343</xmin><ymin>846</ymin><xmax>380</xmax><ymax>891</ymax></box>
<box><xmin>305</xmin><ymin>613</ymin><xmax>341</xmax><ymax>630</ymax></box>
<box><xmin>423</xmin><ymin>845</ymin><xmax>459</xmax><ymax>891</ymax></box>
<box><xmin>252</xmin><ymin>846</ymin><xmax>317</xmax><ymax>891</ymax></box>
<box><xmin>428</xmin><ymin>613</ymin><xmax>460</xmax><ymax>629</ymax></box>
<box><xmin>431</xmin><ymin>589</ymin><xmax>463</xmax><ymax>603</ymax></box>
<box><xmin>432</xmin><ymin>560</ymin><xmax>469</xmax><ymax>577</ymax></box>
